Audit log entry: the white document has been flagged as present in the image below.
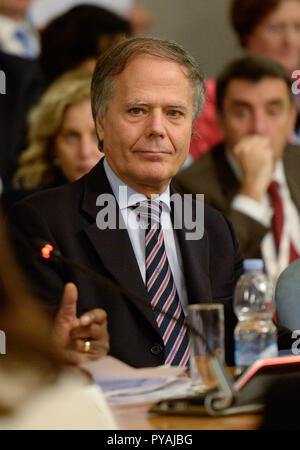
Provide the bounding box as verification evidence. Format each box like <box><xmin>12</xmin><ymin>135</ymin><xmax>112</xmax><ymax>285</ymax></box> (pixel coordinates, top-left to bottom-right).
<box><xmin>81</xmin><ymin>356</ymin><xmax>193</xmax><ymax>405</ymax></box>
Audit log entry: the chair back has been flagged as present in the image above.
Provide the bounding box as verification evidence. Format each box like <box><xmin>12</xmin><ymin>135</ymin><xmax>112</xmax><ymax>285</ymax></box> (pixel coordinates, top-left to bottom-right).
<box><xmin>275</xmin><ymin>259</ymin><xmax>300</xmax><ymax>331</ymax></box>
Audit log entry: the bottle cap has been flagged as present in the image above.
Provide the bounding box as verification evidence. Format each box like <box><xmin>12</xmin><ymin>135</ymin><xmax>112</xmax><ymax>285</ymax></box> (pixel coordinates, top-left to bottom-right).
<box><xmin>243</xmin><ymin>259</ymin><xmax>264</xmax><ymax>272</ymax></box>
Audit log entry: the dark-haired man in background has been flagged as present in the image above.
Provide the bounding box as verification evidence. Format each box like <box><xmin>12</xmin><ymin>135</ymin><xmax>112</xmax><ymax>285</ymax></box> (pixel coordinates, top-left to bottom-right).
<box><xmin>174</xmin><ymin>55</ymin><xmax>300</xmax><ymax>284</ymax></box>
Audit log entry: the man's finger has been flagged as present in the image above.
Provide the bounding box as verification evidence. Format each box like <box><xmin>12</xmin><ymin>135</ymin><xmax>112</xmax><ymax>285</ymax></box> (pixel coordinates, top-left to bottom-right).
<box><xmin>57</xmin><ymin>282</ymin><xmax>79</xmax><ymax>324</ymax></box>
<box><xmin>73</xmin><ymin>338</ymin><xmax>110</xmax><ymax>355</ymax></box>
<box><xmin>53</xmin><ymin>282</ymin><xmax>80</xmax><ymax>348</ymax></box>
<box><xmin>70</xmin><ymin>322</ymin><xmax>108</xmax><ymax>340</ymax></box>
<box><xmin>78</xmin><ymin>308</ymin><xmax>107</xmax><ymax>326</ymax></box>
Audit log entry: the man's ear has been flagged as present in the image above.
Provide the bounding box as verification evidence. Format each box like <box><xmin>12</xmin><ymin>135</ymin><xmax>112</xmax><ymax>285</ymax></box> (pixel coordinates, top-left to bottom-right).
<box><xmin>96</xmin><ymin>115</ymin><xmax>105</xmax><ymax>141</ymax></box>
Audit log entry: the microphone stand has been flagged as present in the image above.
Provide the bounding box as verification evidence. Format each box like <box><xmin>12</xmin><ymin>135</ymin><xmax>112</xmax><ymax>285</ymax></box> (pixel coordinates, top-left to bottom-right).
<box><xmin>31</xmin><ymin>238</ymin><xmax>263</xmax><ymax>416</ymax></box>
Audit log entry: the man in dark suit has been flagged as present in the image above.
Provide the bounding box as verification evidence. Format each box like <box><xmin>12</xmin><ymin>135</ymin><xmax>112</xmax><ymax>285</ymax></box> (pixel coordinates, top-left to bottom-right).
<box><xmin>174</xmin><ymin>55</ymin><xmax>300</xmax><ymax>285</ymax></box>
<box><xmin>0</xmin><ymin>51</ymin><xmax>43</xmax><ymax>189</ymax></box>
<box><xmin>8</xmin><ymin>40</ymin><xmax>291</xmax><ymax>368</ymax></box>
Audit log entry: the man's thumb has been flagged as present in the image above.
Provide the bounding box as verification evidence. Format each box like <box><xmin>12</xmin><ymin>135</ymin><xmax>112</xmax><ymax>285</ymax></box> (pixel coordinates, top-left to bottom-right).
<box><xmin>57</xmin><ymin>282</ymin><xmax>78</xmax><ymax>323</ymax></box>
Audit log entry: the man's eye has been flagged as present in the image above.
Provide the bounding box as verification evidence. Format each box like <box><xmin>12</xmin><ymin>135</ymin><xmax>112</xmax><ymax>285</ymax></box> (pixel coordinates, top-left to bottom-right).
<box><xmin>129</xmin><ymin>107</ymin><xmax>143</xmax><ymax>115</ymax></box>
<box><xmin>168</xmin><ymin>110</ymin><xmax>182</xmax><ymax>117</ymax></box>
<box><xmin>233</xmin><ymin>109</ymin><xmax>248</xmax><ymax>118</ymax></box>
<box><xmin>267</xmin><ymin>108</ymin><xmax>281</xmax><ymax>116</ymax></box>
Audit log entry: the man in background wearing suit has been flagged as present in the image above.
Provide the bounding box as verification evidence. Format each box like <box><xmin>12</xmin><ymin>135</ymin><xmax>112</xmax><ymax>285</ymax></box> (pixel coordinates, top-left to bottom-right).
<box><xmin>0</xmin><ymin>1</ymin><xmax>42</xmax><ymax>189</ymax></box>
<box><xmin>8</xmin><ymin>39</ymin><xmax>292</xmax><ymax>368</ymax></box>
<box><xmin>0</xmin><ymin>0</ymin><xmax>40</xmax><ymax>59</ymax></box>
<box><xmin>174</xmin><ymin>55</ymin><xmax>300</xmax><ymax>285</ymax></box>
<box><xmin>0</xmin><ymin>50</ymin><xmax>43</xmax><ymax>189</ymax></box>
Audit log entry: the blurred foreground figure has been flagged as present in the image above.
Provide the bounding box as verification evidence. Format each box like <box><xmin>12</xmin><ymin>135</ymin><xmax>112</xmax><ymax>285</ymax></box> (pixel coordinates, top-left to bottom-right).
<box><xmin>0</xmin><ymin>206</ymin><xmax>115</xmax><ymax>429</ymax></box>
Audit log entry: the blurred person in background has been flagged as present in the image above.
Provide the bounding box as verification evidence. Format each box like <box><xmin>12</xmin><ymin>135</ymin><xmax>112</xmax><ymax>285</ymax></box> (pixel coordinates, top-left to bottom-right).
<box><xmin>28</xmin><ymin>0</ymin><xmax>153</xmax><ymax>36</ymax></box>
<box><xmin>191</xmin><ymin>0</ymin><xmax>300</xmax><ymax>160</ymax></box>
<box><xmin>0</xmin><ymin>0</ymin><xmax>43</xmax><ymax>189</ymax></box>
<box><xmin>37</xmin><ymin>4</ymin><xmax>131</xmax><ymax>86</ymax></box>
<box><xmin>0</xmin><ymin>0</ymin><xmax>40</xmax><ymax>59</ymax></box>
<box><xmin>2</xmin><ymin>69</ymin><xmax>103</xmax><ymax>209</ymax></box>
<box><xmin>174</xmin><ymin>55</ymin><xmax>300</xmax><ymax>284</ymax></box>
<box><xmin>0</xmin><ymin>49</ymin><xmax>43</xmax><ymax>190</ymax></box>
<box><xmin>0</xmin><ymin>3</ymin><xmax>130</xmax><ymax>191</ymax></box>
<box><xmin>0</xmin><ymin>205</ymin><xmax>114</xmax><ymax>429</ymax></box>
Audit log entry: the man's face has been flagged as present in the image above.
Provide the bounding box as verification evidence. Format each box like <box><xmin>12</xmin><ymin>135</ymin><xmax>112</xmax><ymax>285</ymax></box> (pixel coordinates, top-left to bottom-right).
<box><xmin>0</xmin><ymin>0</ymin><xmax>32</xmax><ymax>19</ymax></box>
<box><xmin>218</xmin><ymin>77</ymin><xmax>296</xmax><ymax>161</ymax></box>
<box><xmin>96</xmin><ymin>55</ymin><xmax>194</xmax><ymax>196</ymax></box>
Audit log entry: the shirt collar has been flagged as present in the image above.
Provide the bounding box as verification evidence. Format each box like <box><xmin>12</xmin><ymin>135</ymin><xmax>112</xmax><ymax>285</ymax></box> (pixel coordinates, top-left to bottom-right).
<box><xmin>103</xmin><ymin>158</ymin><xmax>171</xmax><ymax>212</ymax></box>
<box><xmin>0</xmin><ymin>14</ymin><xmax>31</xmax><ymax>35</ymax></box>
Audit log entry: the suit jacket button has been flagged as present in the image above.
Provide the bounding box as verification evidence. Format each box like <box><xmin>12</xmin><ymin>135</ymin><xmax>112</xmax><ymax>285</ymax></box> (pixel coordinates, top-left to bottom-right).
<box><xmin>150</xmin><ymin>344</ymin><xmax>163</xmax><ymax>355</ymax></box>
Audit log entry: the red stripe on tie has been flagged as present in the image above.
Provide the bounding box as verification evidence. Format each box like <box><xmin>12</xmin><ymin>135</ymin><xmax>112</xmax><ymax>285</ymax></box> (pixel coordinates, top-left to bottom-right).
<box><xmin>145</xmin><ymin>227</ymin><xmax>157</xmax><ymax>245</ymax></box>
<box><xmin>147</xmin><ymin>252</ymin><xmax>167</xmax><ymax>291</ymax></box>
<box><xmin>146</xmin><ymin>232</ymin><xmax>163</xmax><ymax>267</ymax></box>
<box><xmin>151</xmin><ymin>266</ymin><xmax>171</xmax><ymax>307</ymax></box>
<box><xmin>142</xmin><ymin>199</ymin><xmax>189</xmax><ymax>366</ymax></box>
<box><xmin>180</xmin><ymin>342</ymin><xmax>191</xmax><ymax>367</ymax></box>
<box><xmin>156</xmin><ymin>283</ymin><xmax>176</xmax><ymax>326</ymax></box>
<box><xmin>165</xmin><ymin>324</ymin><xmax>185</xmax><ymax>365</ymax></box>
<box><xmin>163</xmin><ymin>301</ymin><xmax>181</xmax><ymax>343</ymax></box>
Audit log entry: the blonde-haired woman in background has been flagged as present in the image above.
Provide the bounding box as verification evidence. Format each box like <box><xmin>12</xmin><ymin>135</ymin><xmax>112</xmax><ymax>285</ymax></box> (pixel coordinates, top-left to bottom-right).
<box><xmin>2</xmin><ymin>69</ymin><xmax>103</xmax><ymax>209</ymax></box>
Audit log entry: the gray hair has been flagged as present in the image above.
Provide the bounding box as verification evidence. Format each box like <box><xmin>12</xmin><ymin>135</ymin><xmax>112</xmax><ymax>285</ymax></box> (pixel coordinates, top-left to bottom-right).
<box><xmin>91</xmin><ymin>37</ymin><xmax>205</xmax><ymax>146</ymax></box>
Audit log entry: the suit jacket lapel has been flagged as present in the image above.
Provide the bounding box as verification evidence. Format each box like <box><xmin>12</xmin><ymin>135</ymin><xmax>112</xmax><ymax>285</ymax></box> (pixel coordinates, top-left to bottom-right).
<box><xmin>171</xmin><ymin>187</ymin><xmax>212</xmax><ymax>304</ymax></box>
<box><xmin>212</xmin><ymin>144</ymin><xmax>240</xmax><ymax>203</ymax></box>
<box><xmin>80</xmin><ymin>160</ymin><xmax>159</xmax><ymax>332</ymax></box>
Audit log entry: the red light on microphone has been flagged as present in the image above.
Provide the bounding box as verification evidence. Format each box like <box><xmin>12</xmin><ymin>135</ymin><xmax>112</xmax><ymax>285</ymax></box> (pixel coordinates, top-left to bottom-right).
<box><xmin>41</xmin><ymin>243</ymin><xmax>54</xmax><ymax>259</ymax></box>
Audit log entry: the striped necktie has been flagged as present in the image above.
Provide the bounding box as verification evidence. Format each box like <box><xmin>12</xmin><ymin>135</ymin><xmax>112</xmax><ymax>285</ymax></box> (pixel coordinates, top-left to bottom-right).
<box><xmin>134</xmin><ymin>199</ymin><xmax>190</xmax><ymax>366</ymax></box>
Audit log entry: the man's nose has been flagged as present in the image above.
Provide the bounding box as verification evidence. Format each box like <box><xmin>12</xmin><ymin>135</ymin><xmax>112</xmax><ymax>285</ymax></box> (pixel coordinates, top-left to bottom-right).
<box><xmin>250</xmin><ymin>112</ymin><xmax>267</xmax><ymax>135</ymax></box>
<box><xmin>146</xmin><ymin>110</ymin><xmax>166</xmax><ymax>138</ymax></box>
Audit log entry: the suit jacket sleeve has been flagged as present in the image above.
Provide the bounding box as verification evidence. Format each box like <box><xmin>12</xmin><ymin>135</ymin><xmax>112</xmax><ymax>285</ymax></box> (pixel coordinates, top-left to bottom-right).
<box><xmin>222</xmin><ymin>209</ymin><xmax>269</xmax><ymax>258</ymax></box>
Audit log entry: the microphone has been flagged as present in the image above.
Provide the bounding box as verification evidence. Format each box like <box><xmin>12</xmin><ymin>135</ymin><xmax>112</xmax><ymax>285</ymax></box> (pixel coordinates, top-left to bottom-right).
<box><xmin>31</xmin><ymin>237</ymin><xmax>261</xmax><ymax>416</ymax></box>
<box><xmin>33</xmin><ymin>238</ymin><xmax>219</xmax><ymax>344</ymax></box>
<box><xmin>31</xmin><ymin>237</ymin><xmax>203</xmax><ymax>339</ymax></box>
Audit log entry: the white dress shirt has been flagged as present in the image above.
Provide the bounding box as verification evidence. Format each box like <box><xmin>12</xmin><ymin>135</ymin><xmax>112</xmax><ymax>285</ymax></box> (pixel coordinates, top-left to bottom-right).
<box><xmin>227</xmin><ymin>150</ymin><xmax>300</xmax><ymax>283</ymax></box>
<box><xmin>0</xmin><ymin>14</ymin><xmax>40</xmax><ymax>59</ymax></box>
<box><xmin>103</xmin><ymin>158</ymin><xmax>189</xmax><ymax>313</ymax></box>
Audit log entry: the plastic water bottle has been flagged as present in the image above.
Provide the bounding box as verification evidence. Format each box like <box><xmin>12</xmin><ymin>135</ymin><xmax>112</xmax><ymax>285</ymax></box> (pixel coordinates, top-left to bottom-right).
<box><xmin>234</xmin><ymin>259</ymin><xmax>278</xmax><ymax>373</ymax></box>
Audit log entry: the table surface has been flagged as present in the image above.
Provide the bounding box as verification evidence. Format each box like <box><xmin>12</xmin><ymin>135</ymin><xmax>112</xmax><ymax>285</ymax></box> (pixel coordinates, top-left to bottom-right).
<box><xmin>110</xmin><ymin>365</ymin><xmax>263</xmax><ymax>430</ymax></box>
<box><xmin>112</xmin><ymin>402</ymin><xmax>263</xmax><ymax>430</ymax></box>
